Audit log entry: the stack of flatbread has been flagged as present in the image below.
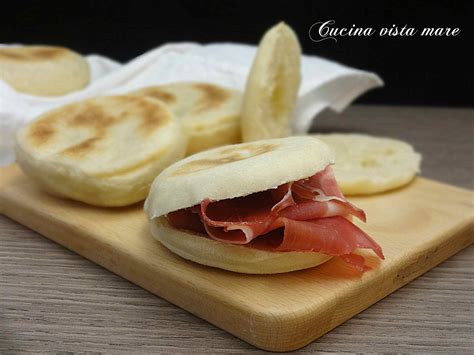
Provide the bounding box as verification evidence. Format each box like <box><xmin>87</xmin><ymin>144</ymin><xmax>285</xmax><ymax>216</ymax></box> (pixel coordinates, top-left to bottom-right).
<box><xmin>10</xmin><ymin>22</ymin><xmax>421</xmax><ymax>208</ymax></box>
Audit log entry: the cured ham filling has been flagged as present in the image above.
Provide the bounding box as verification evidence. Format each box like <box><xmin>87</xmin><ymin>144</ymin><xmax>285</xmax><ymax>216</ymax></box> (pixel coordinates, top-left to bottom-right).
<box><xmin>166</xmin><ymin>166</ymin><xmax>384</xmax><ymax>271</ymax></box>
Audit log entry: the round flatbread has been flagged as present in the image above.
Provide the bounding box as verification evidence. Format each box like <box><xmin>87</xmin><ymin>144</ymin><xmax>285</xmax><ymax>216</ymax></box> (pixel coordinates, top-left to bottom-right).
<box><xmin>145</xmin><ymin>136</ymin><xmax>333</xmax><ymax>219</ymax></box>
<box><xmin>241</xmin><ymin>22</ymin><xmax>301</xmax><ymax>142</ymax></box>
<box><xmin>131</xmin><ymin>83</ymin><xmax>242</xmax><ymax>155</ymax></box>
<box><xmin>0</xmin><ymin>45</ymin><xmax>90</xmax><ymax>96</ymax></box>
<box><xmin>312</xmin><ymin>133</ymin><xmax>422</xmax><ymax>195</ymax></box>
<box><xmin>16</xmin><ymin>95</ymin><xmax>187</xmax><ymax>206</ymax></box>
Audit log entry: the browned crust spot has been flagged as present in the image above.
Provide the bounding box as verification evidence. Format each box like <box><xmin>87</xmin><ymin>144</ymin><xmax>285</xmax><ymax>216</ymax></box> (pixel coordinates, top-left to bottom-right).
<box><xmin>0</xmin><ymin>46</ymin><xmax>67</xmax><ymax>61</ymax></box>
<box><xmin>60</xmin><ymin>136</ymin><xmax>101</xmax><ymax>157</ymax></box>
<box><xmin>192</xmin><ymin>83</ymin><xmax>231</xmax><ymax>114</ymax></box>
<box><xmin>135</xmin><ymin>87</ymin><xmax>176</xmax><ymax>105</ymax></box>
<box><xmin>132</xmin><ymin>97</ymin><xmax>171</xmax><ymax>135</ymax></box>
<box><xmin>68</xmin><ymin>102</ymin><xmax>116</xmax><ymax>130</ymax></box>
<box><xmin>27</xmin><ymin>119</ymin><xmax>56</xmax><ymax>146</ymax></box>
<box><xmin>26</xmin><ymin>96</ymin><xmax>171</xmax><ymax>160</ymax></box>
<box><xmin>172</xmin><ymin>143</ymin><xmax>277</xmax><ymax>176</ymax></box>
<box><xmin>67</xmin><ymin>96</ymin><xmax>170</xmax><ymax>135</ymax></box>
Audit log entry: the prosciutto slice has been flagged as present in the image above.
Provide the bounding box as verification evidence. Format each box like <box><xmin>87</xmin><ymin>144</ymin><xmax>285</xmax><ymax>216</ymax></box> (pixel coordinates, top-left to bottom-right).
<box><xmin>166</xmin><ymin>166</ymin><xmax>384</xmax><ymax>271</ymax></box>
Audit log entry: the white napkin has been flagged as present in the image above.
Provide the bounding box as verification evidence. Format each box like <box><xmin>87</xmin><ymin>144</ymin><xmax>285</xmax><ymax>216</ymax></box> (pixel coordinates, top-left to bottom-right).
<box><xmin>0</xmin><ymin>42</ymin><xmax>383</xmax><ymax>166</ymax></box>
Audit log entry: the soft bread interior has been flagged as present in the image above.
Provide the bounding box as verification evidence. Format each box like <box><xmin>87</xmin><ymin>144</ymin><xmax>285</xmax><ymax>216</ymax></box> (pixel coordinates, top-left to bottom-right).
<box><xmin>145</xmin><ymin>136</ymin><xmax>334</xmax><ymax>219</ymax></box>
<box><xmin>152</xmin><ymin>216</ymin><xmax>332</xmax><ymax>274</ymax></box>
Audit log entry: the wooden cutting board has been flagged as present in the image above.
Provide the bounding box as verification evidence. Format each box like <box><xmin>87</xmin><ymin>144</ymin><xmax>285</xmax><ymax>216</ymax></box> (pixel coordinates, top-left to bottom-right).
<box><xmin>0</xmin><ymin>164</ymin><xmax>473</xmax><ymax>351</ymax></box>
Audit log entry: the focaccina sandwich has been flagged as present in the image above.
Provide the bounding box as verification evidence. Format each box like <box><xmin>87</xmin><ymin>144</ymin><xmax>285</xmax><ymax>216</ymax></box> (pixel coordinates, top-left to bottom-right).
<box><xmin>145</xmin><ymin>136</ymin><xmax>384</xmax><ymax>274</ymax></box>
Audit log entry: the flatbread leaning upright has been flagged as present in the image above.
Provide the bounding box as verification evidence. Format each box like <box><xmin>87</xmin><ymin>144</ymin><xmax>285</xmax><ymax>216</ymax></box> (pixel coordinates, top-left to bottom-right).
<box><xmin>241</xmin><ymin>22</ymin><xmax>301</xmax><ymax>142</ymax></box>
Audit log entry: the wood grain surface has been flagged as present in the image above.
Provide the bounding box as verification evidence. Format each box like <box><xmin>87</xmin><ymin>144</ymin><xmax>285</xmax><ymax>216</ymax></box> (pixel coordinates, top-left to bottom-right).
<box><xmin>1</xmin><ymin>162</ymin><xmax>472</xmax><ymax>351</ymax></box>
<box><xmin>1</xmin><ymin>105</ymin><xmax>473</xmax><ymax>353</ymax></box>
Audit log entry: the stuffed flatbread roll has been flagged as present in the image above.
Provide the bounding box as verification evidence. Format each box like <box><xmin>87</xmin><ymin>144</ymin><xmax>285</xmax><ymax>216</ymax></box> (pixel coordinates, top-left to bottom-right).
<box><xmin>145</xmin><ymin>136</ymin><xmax>384</xmax><ymax>274</ymax></box>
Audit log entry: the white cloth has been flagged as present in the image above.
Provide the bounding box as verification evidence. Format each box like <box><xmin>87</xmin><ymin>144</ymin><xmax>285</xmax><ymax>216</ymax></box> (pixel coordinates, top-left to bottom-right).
<box><xmin>0</xmin><ymin>42</ymin><xmax>383</xmax><ymax>166</ymax></box>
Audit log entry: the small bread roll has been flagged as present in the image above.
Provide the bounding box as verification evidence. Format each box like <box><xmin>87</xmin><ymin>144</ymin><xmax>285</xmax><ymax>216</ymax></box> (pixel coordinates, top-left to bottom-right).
<box><xmin>16</xmin><ymin>95</ymin><xmax>187</xmax><ymax>206</ymax></box>
<box><xmin>313</xmin><ymin>133</ymin><xmax>422</xmax><ymax>195</ymax></box>
<box><xmin>0</xmin><ymin>45</ymin><xmax>90</xmax><ymax>96</ymax></box>
<box><xmin>132</xmin><ymin>83</ymin><xmax>242</xmax><ymax>155</ymax></box>
<box><xmin>241</xmin><ymin>22</ymin><xmax>302</xmax><ymax>142</ymax></box>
